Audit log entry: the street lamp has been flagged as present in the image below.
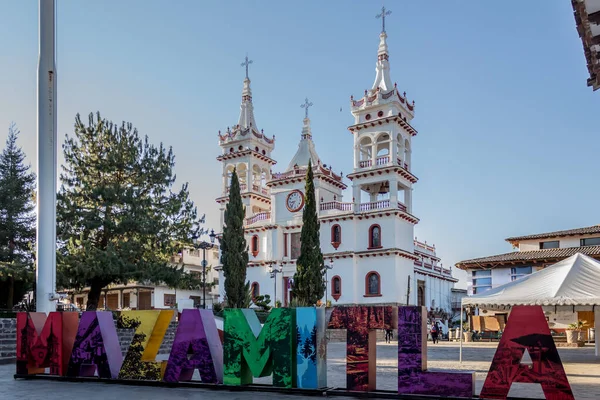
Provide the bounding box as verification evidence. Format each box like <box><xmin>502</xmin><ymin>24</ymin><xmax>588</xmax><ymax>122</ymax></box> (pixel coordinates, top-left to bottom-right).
<box><xmin>192</xmin><ymin>229</ymin><xmax>217</xmax><ymax>309</ymax></box>
<box><xmin>269</xmin><ymin>262</ymin><xmax>283</xmax><ymax>307</ymax></box>
<box><xmin>324</xmin><ymin>257</ymin><xmax>334</xmax><ymax>305</ymax></box>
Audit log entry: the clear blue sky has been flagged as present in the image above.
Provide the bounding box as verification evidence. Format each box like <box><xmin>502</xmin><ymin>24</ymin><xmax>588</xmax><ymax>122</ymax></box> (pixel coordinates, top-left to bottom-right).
<box><xmin>1</xmin><ymin>1</ymin><xmax>599</xmax><ymax>288</ymax></box>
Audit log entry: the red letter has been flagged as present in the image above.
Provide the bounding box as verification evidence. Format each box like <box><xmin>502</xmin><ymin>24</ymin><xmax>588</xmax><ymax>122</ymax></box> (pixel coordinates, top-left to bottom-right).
<box><xmin>480</xmin><ymin>306</ymin><xmax>574</xmax><ymax>400</ymax></box>
<box><xmin>16</xmin><ymin>312</ymin><xmax>78</xmax><ymax>376</ymax></box>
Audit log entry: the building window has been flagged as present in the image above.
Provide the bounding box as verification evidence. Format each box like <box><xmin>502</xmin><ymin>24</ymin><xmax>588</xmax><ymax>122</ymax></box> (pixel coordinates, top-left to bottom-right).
<box><xmin>368</xmin><ymin>225</ymin><xmax>382</xmax><ymax>248</ymax></box>
<box><xmin>539</xmin><ymin>241</ymin><xmax>559</xmax><ymax>249</ymax></box>
<box><xmin>251</xmin><ymin>235</ymin><xmax>259</xmax><ymax>257</ymax></box>
<box><xmin>164</xmin><ymin>294</ymin><xmax>176</xmax><ymax>307</ymax></box>
<box><xmin>331</xmin><ymin>225</ymin><xmax>341</xmax><ymax>249</ymax></box>
<box><xmin>472</xmin><ymin>270</ymin><xmax>492</xmax><ymax>293</ymax></box>
<box><xmin>581</xmin><ymin>237</ymin><xmax>600</xmax><ymax>246</ymax></box>
<box><xmin>290</xmin><ymin>232</ymin><xmax>301</xmax><ymax>259</ymax></box>
<box><xmin>251</xmin><ymin>282</ymin><xmax>260</xmax><ymax>300</ymax></box>
<box><xmin>511</xmin><ymin>266</ymin><xmax>532</xmax><ymax>281</ymax></box>
<box><xmin>365</xmin><ymin>271</ymin><xmax>381</xmax><ymax>296</ymax></box>
<box><xmin>190</xmin><ymin>296</ymin><xmax>201</xmax><ymax>308</ymax></box>
<box><xmin>473</xmin><ymin>286</ymin><xmax>492</xmax><ymax>294</ymax></box>
<box><xmin>331</xmin><ymin>276</ymin><xmax>342</xmax><ymax>301</ymax></box>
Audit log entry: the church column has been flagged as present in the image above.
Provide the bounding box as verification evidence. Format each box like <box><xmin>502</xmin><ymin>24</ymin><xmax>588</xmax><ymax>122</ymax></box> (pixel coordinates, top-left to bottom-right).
<box><xmin>390</xmin><ymin>133</ymin><xmax>398</xmax><ymax>165</ymax></box>
<box><xmin>246</xmin><ymin>160</ymin><xmax>252</xmax><ymax>193</ymax></box>
<box><xmin>404</xmin><ymin>187</ymin><xmax>413</xmax><ymax>213</ymax></box>
<box><xmin>353</xmin><ymin>184</ymin><xmax>361</xmax><ymax>211</ymax></box>
<box><xmin>354</xmin><ymin>144</ymin><xmax>360</xmax><ymax>169</ymax></box>
<box><xmin>389</xmin><ymin>176</ymin><xmax>399</xmax><ymax>208</ymax></box>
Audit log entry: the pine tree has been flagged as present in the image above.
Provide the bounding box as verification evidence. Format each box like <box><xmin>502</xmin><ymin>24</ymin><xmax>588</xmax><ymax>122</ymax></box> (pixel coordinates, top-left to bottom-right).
<box><xmin>291</xmin><ymin>159</ymin><xmax>325</xmax><ymax>306</ymax></box>
<box><xmin>57</xmin><ymin>112</ymin><xmax>199</xmax><ymax>310</ymax></box>
<box><xmin>0</xmin><ymin>123</ymin><xmax>36</xmax><ymax>308</ymax></box>
<box><xmin>220</xmin><ymin>168</ymin><xmax>249</xmax><ymax>308</ymax></box>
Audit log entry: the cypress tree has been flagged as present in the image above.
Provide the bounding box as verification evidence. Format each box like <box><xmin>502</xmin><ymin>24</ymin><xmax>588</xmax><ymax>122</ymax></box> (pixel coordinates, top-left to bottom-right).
<box><xmin>220</xmin><ymin>168</ymin><xmax>249</xmax><ymax>308</ymax></box>
<box><xmin>0</xmin><ymin>123</ymin><xmax>36</xmax><ymax>308</ymax></box>
<box><xmin>57</xmin><ymin>112</ymin><xmax>199</xmax><ymax>310</ymax></box>
<box><xmin>291</xmin><ymin>159</ymin><xmax>325</xmax><ymax>306</ymax></box>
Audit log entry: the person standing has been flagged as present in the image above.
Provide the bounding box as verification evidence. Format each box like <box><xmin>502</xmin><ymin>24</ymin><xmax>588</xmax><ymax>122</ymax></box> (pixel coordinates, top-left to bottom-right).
<box><xmin>431</xmin><ymin>322</ymin><xmax>438</xmax><ymax>344</ymax></box>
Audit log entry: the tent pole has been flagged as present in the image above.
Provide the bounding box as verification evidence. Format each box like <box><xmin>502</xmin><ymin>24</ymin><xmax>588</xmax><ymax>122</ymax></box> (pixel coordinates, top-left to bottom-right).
<box><xmin>459</xmin><ymin>305</ymin><xmax>463</xmax><ymax>363</ymax></box>
<box><xmin>595</xmin><ymin>307</ymin><xmax>599</xmax><ymax>358</ymax></box>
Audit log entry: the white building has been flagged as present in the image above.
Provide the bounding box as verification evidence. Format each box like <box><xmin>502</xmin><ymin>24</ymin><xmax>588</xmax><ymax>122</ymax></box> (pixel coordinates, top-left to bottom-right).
<box><xmin>216</xmin><ymin>21</ymin><xmax>456</xmax><ymax>309</ymax></box>
<box><xmin>456</xmin><ymin>225</ymin><xmax>600</xmax><ymax>331</ymax></box>
<box><xmin>70</xmin><ymin>246</ymin><xmax>221</xmax><ymax>310</ymax></box>
<box><xmin>456</xmin><ymin>225</ymin><xmax>600</xmax><ymax>296</ymax></box>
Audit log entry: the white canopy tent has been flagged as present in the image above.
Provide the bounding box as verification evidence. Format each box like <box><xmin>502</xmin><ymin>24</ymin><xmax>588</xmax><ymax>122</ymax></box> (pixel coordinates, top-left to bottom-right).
<box><xmin>459</xmin><ymin>253</ymin><xmax>600</xmax><ymax>361</ymax></box>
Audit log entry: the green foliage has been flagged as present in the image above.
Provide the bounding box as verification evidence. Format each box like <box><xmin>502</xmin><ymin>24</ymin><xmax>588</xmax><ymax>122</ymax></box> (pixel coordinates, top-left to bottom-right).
<box><xmin>291</xmin><ymin>160</ymin><xmax>325</xmax><ymax>306</ymax></box>
<box><xmin>212</xmin><ymin>301</ymin><xmax>224</xmax><ymax>313</ymax></box>
<box><xmin>220</xmin><ymin>169</ymin><xmax>249</xmax><ymax>308</ymax></box>
<box><xmin>57</xmin><ymin>112</ymin><xmax>199</xmax><ymax>310</ymax></box>
<box><xmin>0</xmin><ymin>123</ymin><xmax>36</xmax><ymax>309</ymax></box>
<box><xmin>252</xmin><ymin>294</ymin><xmax>271</xmax><ymax>311</ymax></box>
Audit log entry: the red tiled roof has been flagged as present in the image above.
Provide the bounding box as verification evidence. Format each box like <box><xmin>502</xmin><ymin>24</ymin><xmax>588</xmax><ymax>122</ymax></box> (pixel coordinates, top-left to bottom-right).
<box><xmin>505</xmin><ymin>225</ymin><xmax>600</xmax><ymax>244</ymax></box>
<box><xmin>455</xmin><ymin>245</ymin><xmax>600</xmax><ymax>270</ymax></box>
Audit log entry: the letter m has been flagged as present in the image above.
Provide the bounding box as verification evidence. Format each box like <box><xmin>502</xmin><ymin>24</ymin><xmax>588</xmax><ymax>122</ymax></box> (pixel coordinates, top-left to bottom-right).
<box><xmin>223</xmin><ymin>308</ymin><xmax>296</xmax><ymax>387</ymax></box>
<box><xmin>16</xmin><ymin>312</ymin><xmax>78</xmax><ymax>376</ymax></box>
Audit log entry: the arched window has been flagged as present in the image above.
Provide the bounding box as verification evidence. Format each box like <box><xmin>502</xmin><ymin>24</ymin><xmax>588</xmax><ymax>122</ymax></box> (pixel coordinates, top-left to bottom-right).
<box><xmin>368</xmin><ymin>225</ymin><xmax>382</xmax><ymax>248</ymax></box>
<box><xmin>331</xmin><ymin>276</ymin><xmax>342</xmax><ymax>301</ymax></box>
<box><xmin>251</xmin><ymin>235</ymin><xmax>259</xmax><ymax>257</ymax></box>
<box><xmin>331</xmin><ymin>225</ymin><xmax>341</xmax><ymax>249</ymax></box>
<box><xmin>365</xmin><ymin>272</ymin><xmax>381</xmax><ymax>296</ymax></box>
<box><xmin>251</xmin><ymin>282</ymin><xmax>260</xmax><ymax>300</ymax></box>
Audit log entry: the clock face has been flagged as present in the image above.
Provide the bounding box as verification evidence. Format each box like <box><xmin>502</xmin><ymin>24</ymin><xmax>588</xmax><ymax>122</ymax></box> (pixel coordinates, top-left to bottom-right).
<box><xmin>286</xmin><ymin>190</ymin><xmax>305</xmax><ymax>212</ymax></box>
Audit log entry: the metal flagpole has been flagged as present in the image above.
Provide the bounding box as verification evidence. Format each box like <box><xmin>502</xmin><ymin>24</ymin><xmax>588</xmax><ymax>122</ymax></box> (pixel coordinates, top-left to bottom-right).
<box><xmin>36</xmin><ymin>0</ymin><xmax>58</xmax><ymax>313</ymax></box>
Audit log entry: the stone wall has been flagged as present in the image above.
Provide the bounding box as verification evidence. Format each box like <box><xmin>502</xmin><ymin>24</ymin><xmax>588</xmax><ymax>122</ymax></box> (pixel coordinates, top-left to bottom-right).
<box><xmin>0</xmin><ymin>318</ymin><xmax>17</xmax><ymax>363</ymax></box>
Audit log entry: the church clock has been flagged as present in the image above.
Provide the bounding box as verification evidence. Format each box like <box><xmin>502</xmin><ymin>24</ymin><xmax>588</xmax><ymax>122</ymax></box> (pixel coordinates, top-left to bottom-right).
<box><xmin>286</xmin><ymin>190</ymin><xmax>305</xmax><ymax>212</ymax></box>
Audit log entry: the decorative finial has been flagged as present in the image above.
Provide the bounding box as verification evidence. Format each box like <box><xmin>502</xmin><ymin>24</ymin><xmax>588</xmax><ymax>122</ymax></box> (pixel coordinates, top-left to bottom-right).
<box><xmin>301</xmin><ymin>97</ymin><xmax>313</xmax><ymax>119</ymax></box>
<box><xmin>376</xmin><ymin>6</ymin><xmax>392</xmax><ymax>33</ymax></box>
<box><xmin>241</xmin><ymin>54</ymin><xmax>253</xmax><ymax>79</ymax></box>
<box><xmin>394</xmin><ymin>82</ymin><xmax>397</xmax><ymax>88</ymax></box>
<box><xmin>403</xmin><ymin>91</ymin><xmax>406</xmax><ymax>97</ymax></box>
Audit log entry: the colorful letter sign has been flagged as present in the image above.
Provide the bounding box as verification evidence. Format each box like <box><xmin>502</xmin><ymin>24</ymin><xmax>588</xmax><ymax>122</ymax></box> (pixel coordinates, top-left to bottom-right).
<box><xmin>118</xmin><ymin>310</ymin><xmax>174</xmax><ymax>380</ymax></box>
<box><xmin>163</xmin><ymin>309</ymin><xmax>223</xmax><ymax>384</ymax></box>
<box><xmin>16</xmin><ymin>312</ymin><xmax>78</xmax><ymax>376</ymax></box>
<box><xmin>223</xmin><ymin>308</ymin><xmax>296</xmax><ymax>387</ymax></box>
<box><xmin>397</xmin><ymin>306</ymin><xmax>474</xmax><ymax>398</ymax></box>
<box><xmin>480</xmin><ymin>306</ymin><xmax>574</xmax><ymax>400</ymax></box>
<box><xmin>296</xmin><ymin>307</ymin><xmax>327</xmax><ymax>389</ymax></box>
<box><xmin>67</xmin><ymin>311</ymin><xmax>123</xmax><ymax>379</ymax></box>
<box><xmin>327</xmin><ymin>306</ymin><xmax>394</xmax><ymax>391</ymax></box>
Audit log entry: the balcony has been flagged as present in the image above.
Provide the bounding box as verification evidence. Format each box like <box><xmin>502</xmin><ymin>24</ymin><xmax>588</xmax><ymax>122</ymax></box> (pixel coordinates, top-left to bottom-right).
<box><xmin>320</xmin><ymin>201</ymin><xmax>353</xmax><ymax>212</ymax></box>
<box><xmin>359</xmin><ymin>199</ymin><xmax>389</xmax><ymax>211</ymax></box>
<box><xmin>226</xmin><ymin>183</ymin><xmax>268</xmax><ymax>197</ymax></box>
<box><xmin>359</xmin><ymin>159</ymin><xmax>372</xmax><ymax>168</ymax></box>
<box><xmin>396</xmin><ymin>158</ymin><xmax>410</xmax><ymax>171</ymax></box>
<box><xmin>245</xmin><ymin>211</ymin><xmax>271</xmax><ymax>225</ymax></box>
<box><xmin>376</xmin><ymin>155</ymin><xmax>390</xmax><ymax>166</ymax></box>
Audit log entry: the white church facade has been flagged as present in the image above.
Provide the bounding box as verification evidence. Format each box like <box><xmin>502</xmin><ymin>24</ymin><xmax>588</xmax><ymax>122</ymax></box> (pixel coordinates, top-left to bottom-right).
<box><xmin>215</xmin><ymin>21</ymin><xmax>457</xmax><ymax>310</ymax></box>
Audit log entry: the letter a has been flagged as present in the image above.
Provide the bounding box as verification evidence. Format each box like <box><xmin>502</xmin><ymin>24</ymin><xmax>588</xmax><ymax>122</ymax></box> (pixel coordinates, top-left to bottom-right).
<box><xmin>480</xmin><ymin>305</ymin><xmax>574</xmax><ymax>400</ymax></box>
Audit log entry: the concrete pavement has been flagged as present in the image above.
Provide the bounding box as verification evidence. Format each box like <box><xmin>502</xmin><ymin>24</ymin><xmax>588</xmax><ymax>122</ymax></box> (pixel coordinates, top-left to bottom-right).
<box><xmin>1</xmin><ymin>341</ymin><xmax>598</xmax><ymax>399</ymax></box>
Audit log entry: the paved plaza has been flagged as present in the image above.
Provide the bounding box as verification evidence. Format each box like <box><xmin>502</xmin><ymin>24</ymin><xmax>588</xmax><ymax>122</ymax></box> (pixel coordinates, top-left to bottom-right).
<box><xmin>0</xmin><ymin>341</ymin><xmax>598</xmax><ymax>399</ymax></box>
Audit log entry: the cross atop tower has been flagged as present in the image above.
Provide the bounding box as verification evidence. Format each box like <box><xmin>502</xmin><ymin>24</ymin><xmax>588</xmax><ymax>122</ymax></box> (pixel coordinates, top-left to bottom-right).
<box><xmin>376</xmin><ymin>6</ymin><xmax>392</xmax><ymax>33</ymax></box>
<box><xmin>241</xmin><ymin>55</ymin><xmax>253</xmax><ymax>79</ymax></box>
<box><xmin>301</xmin><ymin>97</ymin><xmax>313</xmax><ymax>119</ymax></box>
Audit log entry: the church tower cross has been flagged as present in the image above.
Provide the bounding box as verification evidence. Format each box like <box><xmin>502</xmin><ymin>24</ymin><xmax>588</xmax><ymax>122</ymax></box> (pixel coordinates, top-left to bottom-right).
<box><xmin>301</xmin><ymin>97</ymin><xmax>313</xmax><ymax>119</ymax></box>
<box><xmin>241</xmin><ymin>55</ymin><xmax>253</xmax><ymax>79</ymax></box>
<box><xmin>376</xmin><ymin>6</ymin><xmax>392</xmax><ymax>33</ymax></box>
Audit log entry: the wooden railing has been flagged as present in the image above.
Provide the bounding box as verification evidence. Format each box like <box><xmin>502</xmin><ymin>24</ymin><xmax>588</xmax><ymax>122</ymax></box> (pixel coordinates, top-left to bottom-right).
<box><xmin>245</xmin><ymin>211</ymin><xmax>270</xmax><ymax>225</ymax></box>
<box><xmin>320</xmin><ymin>201</ymin><xmax>353</xmax><ymax>212</ymax></box>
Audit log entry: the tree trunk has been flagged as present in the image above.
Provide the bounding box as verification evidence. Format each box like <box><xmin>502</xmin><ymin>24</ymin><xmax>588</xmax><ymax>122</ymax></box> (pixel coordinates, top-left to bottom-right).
<box><xmin>7</xmin><ymin>276</ymin><xmax>14</xmax><ymax>309</ymax></box>
<box><xmin>87</xmin><ymin>279</ymin><xmax>103</xmax><ymax>310</ymax></box>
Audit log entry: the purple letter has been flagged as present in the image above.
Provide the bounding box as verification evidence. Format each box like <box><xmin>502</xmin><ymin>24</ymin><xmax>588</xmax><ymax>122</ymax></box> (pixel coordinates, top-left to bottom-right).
<box><xmin>397</xmin><ymin>306</ymin><xmax>474</xmax><ymax>397</ymax></box>
<box><xmin>163</xmin><ymin>309</ymin><xmax>223</xmax><ymax>383</ymax></box>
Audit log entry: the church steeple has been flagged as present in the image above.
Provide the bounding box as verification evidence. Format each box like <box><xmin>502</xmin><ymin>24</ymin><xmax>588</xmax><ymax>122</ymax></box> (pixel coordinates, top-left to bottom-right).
<box><xmin>286</xmin><ymin>98</ymin><xmax>320</xmax><ymax>171</ymax></box>
<box><xmin>372</xmin><ymin>7</ymin><xmax>393</xmax><ymax>92</ymax></box>
<box><xmin>238</xmin><ymin>55</ymin><xmax>258</xmax><ymax>130</ymax></box>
